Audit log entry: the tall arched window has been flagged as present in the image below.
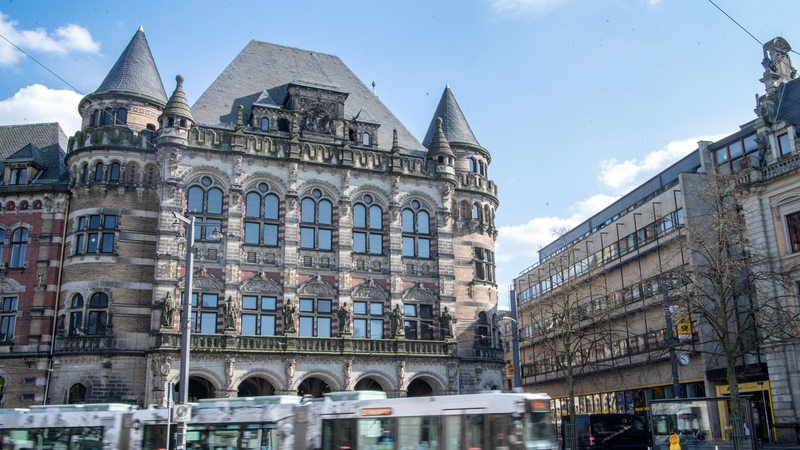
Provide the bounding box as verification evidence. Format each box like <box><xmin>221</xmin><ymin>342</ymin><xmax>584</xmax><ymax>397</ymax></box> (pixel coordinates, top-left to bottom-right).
<box><xmin>260</xmin><ymin>117</ymin><xmax>270</xmax><ymax>131</ymax></box>
<box><xmin>300</xmin><ymin>188</ymin><xmax>333</xmax><ymax>251</ymax></box>
<box><xmin>81</xmin><ymin>164</ymin><xmax>90</xmax><ymax>184</ymax></box>
<box><xmin>108</xmin><ymin>162</ymin><xmax>121</xmax><ymax>182</ymax></box>
<box><xmin>86</xmin><ymin>292</ymin><xmax>109</xmax><ymax>336</ymax></box>
<box><xmin>93</xmin><ymin>162</ymin><xmax>104</xmax><ymax>181</ymax></box>
<box><xmin>401</xmin><ymin>200</ymin><xmax>430</xmax><ymax>258</ymax></box>
<box><xmin>115</xmin><ymin>107</ymin><xmax>127</xmax><ymax>125</ymax></box>
<box><xmin>68</xmin><ymin>294</ymin><xmax>83</xmax><ymax>336</ymax></box>
<box><xmin>187</xmin><ymin>176</ymin><xmax>223</xmax><ymax>241</ymax></box>
<box><xmin>9</xmin><ymin>228</ymin><xmax>28</xmax><ymax>268</ymax></box>
<box><xmin>353</xmin><ymin>194</ymin><xmax>383</xmax><ymax>255</ymax></box>
<box><xmin>244</xmin><ymin>183</ymin><xmax>280</xmax><ymax>246</ymax></box>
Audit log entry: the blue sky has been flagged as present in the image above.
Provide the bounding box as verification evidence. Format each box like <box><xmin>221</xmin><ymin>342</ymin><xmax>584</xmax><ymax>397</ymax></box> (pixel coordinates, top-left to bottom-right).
<box><xmin>2</xmin><ymin>0</ymin><xmax>799</xmax><ymax>300</ymax></box>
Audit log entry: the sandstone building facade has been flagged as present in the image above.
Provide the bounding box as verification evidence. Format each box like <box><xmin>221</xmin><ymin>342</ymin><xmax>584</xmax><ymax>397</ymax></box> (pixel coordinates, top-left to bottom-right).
<box><xmin>0</xmin><ymin>29</ymin><xmax>504</xmax><ymax>407</ymax></box>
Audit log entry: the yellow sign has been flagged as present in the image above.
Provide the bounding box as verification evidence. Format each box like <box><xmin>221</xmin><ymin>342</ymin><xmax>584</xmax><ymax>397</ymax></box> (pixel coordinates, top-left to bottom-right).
<box><xmin>676</xmin><ymin>317</ymin><xmax>692</xmax><ymax>341</ymax></box>
<box><xmin>506</xmin><ymin>361</ymin><xmax>515</xmax><ymax>376</ymax></box>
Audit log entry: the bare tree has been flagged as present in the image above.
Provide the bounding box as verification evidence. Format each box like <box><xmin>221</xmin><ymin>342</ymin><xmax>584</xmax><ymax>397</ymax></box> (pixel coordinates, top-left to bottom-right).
<box><xmin>678</xmin><ymin>171</ymin><xmax>800</xmax><ymax>449</ymax></box>
<box><xmin>519</xmin><ymin>229</ymin><xmax>616</xmax><ymax>450</ymax></box>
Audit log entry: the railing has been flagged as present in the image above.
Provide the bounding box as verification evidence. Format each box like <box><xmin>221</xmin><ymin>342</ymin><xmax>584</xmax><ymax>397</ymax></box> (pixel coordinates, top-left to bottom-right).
<box><xmin>56</xmin><ymin>333</ymin><xmax>466</xmax><ymax>358</ymax></box>
<box><xmin>56</xmin><ymin>335</ymin><xmax>114</xmax><ymax>351</ymax></box>
<box><xmin>152</xmin><ymin>333</ymin><xmax>457</xmax><ymax>357</ymax></box>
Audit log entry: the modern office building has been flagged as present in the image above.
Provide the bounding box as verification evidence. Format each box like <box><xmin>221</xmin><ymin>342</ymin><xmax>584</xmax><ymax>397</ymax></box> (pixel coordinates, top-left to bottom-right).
<box><xmin>514</xmin><ymin>37</ymin><xmax>800</xmax><ymax>443</ymax></box>
<box><xmin>0</xmin><ymin>28</ymin><xmax>505</xmax><ymax>408</ymax></box>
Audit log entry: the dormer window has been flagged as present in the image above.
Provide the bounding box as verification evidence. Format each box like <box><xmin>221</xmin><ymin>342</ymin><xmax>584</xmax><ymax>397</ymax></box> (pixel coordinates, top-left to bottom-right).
<box><xmin>8</xmin><ymin>168</ymin><xmax>27</xmax><ymax>185</ymax></box>
<box><xmin>261</xmin><ymin>117</ymin><xmax>270</xmax><ymax>132</ymax></box>
<box><xmin>362</xmin><ymin>132</ymin><xmax>370</xmax><ymax>146</ymax></box>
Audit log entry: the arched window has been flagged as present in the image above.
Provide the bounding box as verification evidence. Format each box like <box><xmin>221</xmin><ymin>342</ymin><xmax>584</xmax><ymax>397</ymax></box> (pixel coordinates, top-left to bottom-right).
<box><xmin>69</xmin><ymin>294</ymin><xmax>84</xmax><ymax>336</ymax></box>
<box><xmin>401</xmin><ymin>200</ymin><xmax>431</xmax><ymax>258</ymax></box>
<box><xmin>81</xmin><ymin>164</ymin><xmax>90</xmax><ymax>184</ymax></box>
<box><xmin>101</xmin><ymin>108</ymin><xmax>114</xmax><ymax>126</ymax></box>
<box><xmin>115</xmin><ymin>107</ymin><xmax>127</xmax><ymax>125</ymax></box>
<box><xmin>187</xmin><ymin>176</ymin><xmax>223</xmax><ymax>242</ymax></box>
<box><xmin>244</xmin><ymin>183</ymin><xmax>280</xmax><ymax>246</ymax></box>
<box><xmin>0</xmin><ymin>296</ymin><xmax>17</xmax><ymax>342</ymax></box>
<box><xmin>362</xmin><ymin>132</ymin><xmax>370</xmax><ymax>146</ymax></box>
<box><xmin>468</xmin><ymin>158</ymin><xmax>476</xmax><ymax>173</ymax></box>
<box><xmin>91</xmin><ymin>110</ymin><xmax>102</xmax><ymax>127</ymax></box>
<box><xmin>93</xmin><ymin>162</ymin><xmax>104</xmax><ymax>181</ymax></box>
<box><xmin>108</xmin><ymin>162</ymin><xmax>121</xmax><ymax>182</ymax></box>
<box><xmin>353</xmin><ymin>194</ymin><xmax>383</xmax><ymax>255</ymax></box>
<box><xmin>9</xmin><ymin>228</ymin><xmax>28</xmax><ymax>268</ymax></box>
<box><xmin>472</xmin><ymin>203</ymin><xmax>480</xmax><ymax>220</ymax></box>
<box><xmin>300</xmin><ymin>188</ymin><xmax>333</xmax><ymax>251</ymax></box>
<box><xmin>86</xmin><ymin>292</ymin><xmax>109</xmax><ymax>336</ymax></box>
<box><xmin>260</xmin><ymin>117</ymin><xmax>270</xmax><ymax>131</ymax></box>
<box><xmin>67</xmin><ymin>383</ymin><xmax>87</xmax><ymax>404</ymax></box>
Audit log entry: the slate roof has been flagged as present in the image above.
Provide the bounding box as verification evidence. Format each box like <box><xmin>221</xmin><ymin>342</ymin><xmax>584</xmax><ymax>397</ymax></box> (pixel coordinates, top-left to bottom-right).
<box><xmin>93</xmin><ymin>27</ymin><xmax>167</xmax><ymax>105</ymax></box>
<box><xmin>0</xmin><ymin>123</ymin><xmax>67</xmax><ymax>160</ymax></box>
<box><xmin>775</xmin><ymin>77</ymin><xmax>800</xmax><ymax>125</ymax></box>
<box><xmin>0</xmin><ymin>123</ymin><xmax>69</xmax><ymax>188</ymax></box>
<box><xmin>191</xmin><ymin>40</ymin><xmax>426</xmax><ymax>154</ymax></box>
<box><xmin>422</xmin><ymin>86</ymin><xmax>480</xmax><ymax>149</ymax></box>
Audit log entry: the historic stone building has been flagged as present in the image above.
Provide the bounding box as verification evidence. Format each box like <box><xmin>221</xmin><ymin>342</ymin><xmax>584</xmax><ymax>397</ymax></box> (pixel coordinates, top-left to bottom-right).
<box><xmin>0</xmin><ymin>28</ymin><xmax>504</xmax><ymax>408</ymax></box>
<box><xmin>513</xmin><ymin>37</ymin><xmax>800</xmax><ymax>444</ymax></box>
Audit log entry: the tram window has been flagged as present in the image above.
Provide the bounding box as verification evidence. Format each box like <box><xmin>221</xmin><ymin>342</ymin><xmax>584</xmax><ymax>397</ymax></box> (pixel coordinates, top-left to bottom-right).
<box><xmin>445</xmin><ymin>416</ymin><xmax>462</xmax><ymax>449</ymax></box>
<box><xmin>465</xmin><ymin>415</ymin><xmax>486</xmax><ymax>449</ymax></box>
<box><xmin>398</xmin><ymin>416</ymin><xmax>439</xmax><ymax>449</ymax></box>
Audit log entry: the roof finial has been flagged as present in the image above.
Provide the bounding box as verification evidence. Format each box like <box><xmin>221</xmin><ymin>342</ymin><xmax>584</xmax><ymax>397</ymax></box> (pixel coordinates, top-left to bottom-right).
<box><xmin>371</xmin><ymin>80</ymin><xmax>377</xmax><ymax>96</ymax></box>
<box><xmin>139</xmin><ymin>25</ymin><xmax>144</xmax><ymax>32</ymax></box>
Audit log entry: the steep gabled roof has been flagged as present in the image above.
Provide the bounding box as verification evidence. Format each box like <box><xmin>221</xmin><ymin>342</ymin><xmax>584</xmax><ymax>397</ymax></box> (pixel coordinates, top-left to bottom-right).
<box><xmin>775</xmin><ymin>77</ymin><xmax>800</xmax><ymax>125</ymax></box>
<box><xmin>191</xmin><ymin>40</ymin><xmax>425</xmax><ymax>154</ymax></box>
<box><xmin>422</xmin><ymin>86</ymin><xmax>480</xmax><ymax>148</ymax></box>
<box><xmin>93</xmin><ymin>27</ymin><xmax>167</xmax><ymax>105</ymax></box>
<box><xmin>0</xmin><ymin>123</ymin><xmax>67</xmax><ymax>160</ymax></box>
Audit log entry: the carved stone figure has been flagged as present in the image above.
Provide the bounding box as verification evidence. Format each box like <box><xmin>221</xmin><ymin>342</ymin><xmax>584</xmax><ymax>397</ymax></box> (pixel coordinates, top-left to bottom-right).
<box><xmin>224</xmin><ymin>296</ymin><xmax>239</xmax><ymax>330</ymax></box>
<box><xmin>439</xmin><ymin>306</ymin><xmax>453</xmax><ymax>338</ymax></box>
<box><xmin>338</xmin><ymin>302</ymin><xmax>352</xmax><ymax>334</ymax></box>
<box><xmin>282</xmin><ymin>298</ymin><xmax>297</xmax><ymax>333</ymax></box>
<box><xmin>161</xmin><ymin>293</ymin><xmax>176</xmax><ymax>328</ymax></box>
<box><xmin>391</xmin><ymin>304</ymin><xmax>404</xmax><ymax>337</ymax></box>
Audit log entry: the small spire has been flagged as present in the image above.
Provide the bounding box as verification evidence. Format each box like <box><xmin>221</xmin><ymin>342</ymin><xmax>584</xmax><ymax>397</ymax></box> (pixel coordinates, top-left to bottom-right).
<box><xmin>372</xmin><ymin>80</ymin><xmax>377</xmax><ymax>96</ymax></box>
<box><xmin>391</xmin><ymin>129</ymin><xmax>399</xmax><ymax>154</ymax></box>
<box><xmin>236</xmin><ymin>104</ymin><xmax>244</xmax><ymax>131</ymax></box>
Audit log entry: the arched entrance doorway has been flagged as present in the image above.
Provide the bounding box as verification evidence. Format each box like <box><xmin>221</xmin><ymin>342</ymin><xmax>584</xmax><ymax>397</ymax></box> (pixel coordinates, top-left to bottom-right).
<box><xmin>238</xmin><ymin>377</ymin><xmax>275</xmax><ymax>397</ymax></box>
<box><xmin>406</xmin><ymin>378</ymin><xmax>434</xmax><ymax>397</ymax></box>
<box><xmin>297</xmin><ymin>376</ymin><xmax>330</xmax><ymax>398</ymax></box>
<box><xmin>354</xmin><ymin>377</ymin><xmax>384</xmax><ymax>392</ymax></box>
<box><xmin>180</xmin><ymin>376</ymin><xmax>214</xmax><ymax>401</ymax></box>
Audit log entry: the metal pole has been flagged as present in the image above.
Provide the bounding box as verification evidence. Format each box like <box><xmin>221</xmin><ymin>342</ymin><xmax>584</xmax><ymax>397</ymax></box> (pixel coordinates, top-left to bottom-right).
<box><xmin>509</xmin><ymin>289</ymin><xmax>522</xmax><ymax>389</ymax></box>
<box><xmin>175</xmin><ymin>214</ymin><xmax>194</xmax><ymax>450</ymax></box>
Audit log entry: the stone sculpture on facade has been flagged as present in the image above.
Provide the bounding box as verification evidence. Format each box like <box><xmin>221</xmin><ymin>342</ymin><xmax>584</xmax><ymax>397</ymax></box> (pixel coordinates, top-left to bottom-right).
<box><xmin>338</xmin><ymin>302</ymin><xmax>352</xmax><ymax>334</ymax></box>
<box><xmin>161</xmin><ymin>292</ymin><xmax>175</xmax><ymax>328</ymax></box>
<box><xmin>282</xmin><ymin>298</ymin><xmax>297</xmax><ymax>333</ymax></box>
<box><xmin>391</xmin><ymin>304</ymin><xmax>404</xmax><ymax>337</ymax></box>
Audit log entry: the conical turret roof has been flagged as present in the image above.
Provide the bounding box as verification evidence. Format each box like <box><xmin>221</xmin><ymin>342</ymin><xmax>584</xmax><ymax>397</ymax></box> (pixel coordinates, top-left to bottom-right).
<box><xmin>94</xmin><ymin>27</ymin><xmax>167</xmax><ymax>105</ymax></box>
<box><xmin>161</xmin><ymin>75</ymin><xmax>194</xmax><ymax>123</ymax></box>
<box><xmin>422</xmin><ymin>86</ymin><xmax>480</xmax><ymax>148</ymax></box>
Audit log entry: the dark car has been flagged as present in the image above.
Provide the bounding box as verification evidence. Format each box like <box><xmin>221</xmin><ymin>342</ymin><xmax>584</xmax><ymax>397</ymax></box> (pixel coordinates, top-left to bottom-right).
<box><xmin>561</xmin><ymin>414</ymin><xmax>651</xmax><ymax>450</ymax></box>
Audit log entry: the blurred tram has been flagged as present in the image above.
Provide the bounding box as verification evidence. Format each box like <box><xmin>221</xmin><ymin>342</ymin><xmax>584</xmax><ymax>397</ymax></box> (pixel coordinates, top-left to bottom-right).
<box><xmin>0</xmin><ymin>391</ymin><xmax>557</xmax><ymax>450</ymax></box>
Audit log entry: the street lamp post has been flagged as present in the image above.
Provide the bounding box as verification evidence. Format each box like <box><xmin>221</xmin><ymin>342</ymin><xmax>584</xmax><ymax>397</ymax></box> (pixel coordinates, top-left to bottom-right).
<box><xmin>501</xmin><ymin>311</ymin><xmax>522</xmax><ymax>390</ymax></box>
<box><xmin>172</xmin><ymin>212</ymin><xmax>195</xmax><ymax>450</ymax></box>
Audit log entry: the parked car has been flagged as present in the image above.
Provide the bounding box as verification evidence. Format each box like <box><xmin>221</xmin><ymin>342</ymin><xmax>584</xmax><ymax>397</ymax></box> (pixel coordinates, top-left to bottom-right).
<box><xmin>561</xmin><ymin>414</ymin><xmax>652</xmax><ymax>450</ymax></box>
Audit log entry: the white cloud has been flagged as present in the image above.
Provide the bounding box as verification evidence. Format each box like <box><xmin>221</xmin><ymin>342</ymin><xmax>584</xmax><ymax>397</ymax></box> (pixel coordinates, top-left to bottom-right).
<box><xmin>0</xmin><ymin>84</ymin><xmax>82</xmax><ymax>135</ymax></box>
<box><xmin>496</xmin><ymin>134</ymin><xmax>725</xmax><ymax>292</ymax></box>
<box><xmin>597</xmin><ymin>135</ymin><xmax>725</xmax><ymax>194</ymax></box>
<box><xmin>489</xmin><ymin>0</ymin><xmax>568</xmax><ymax>16</ymax></box>
<box><xmin>0</xmin><ymin>12</ymin><xmax>100</xmax><ymax>66</ymax></box>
